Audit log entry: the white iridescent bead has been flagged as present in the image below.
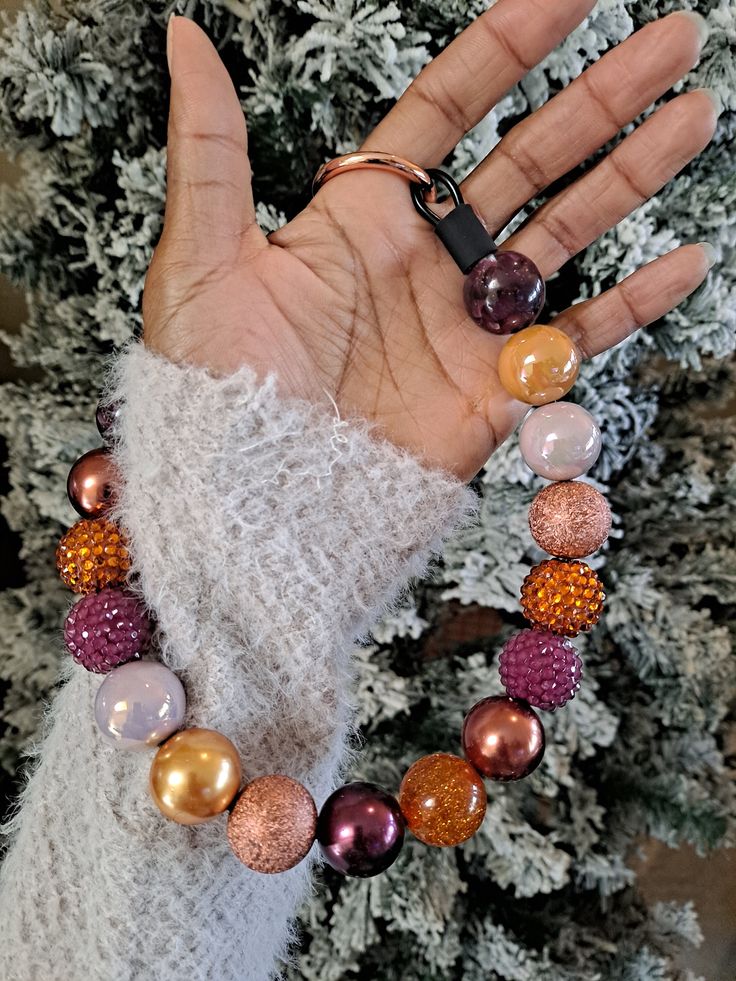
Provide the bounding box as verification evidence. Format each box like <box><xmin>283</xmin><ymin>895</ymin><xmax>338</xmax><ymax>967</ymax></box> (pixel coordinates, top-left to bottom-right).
<box><xmin>519</xmin><ymin>402</ymin><xmax>601</xmax><ymax>480</ymax></box>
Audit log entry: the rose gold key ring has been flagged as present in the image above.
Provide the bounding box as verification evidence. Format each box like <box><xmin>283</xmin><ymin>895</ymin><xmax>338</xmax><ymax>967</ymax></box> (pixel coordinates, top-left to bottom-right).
<box><xmin>312</xmin><ymin>151</ymin><xmax>437</xmax><ymax>201</ymax></box>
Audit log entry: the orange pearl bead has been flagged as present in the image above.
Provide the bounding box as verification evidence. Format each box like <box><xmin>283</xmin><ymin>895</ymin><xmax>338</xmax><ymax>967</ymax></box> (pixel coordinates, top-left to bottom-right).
<box><xmin>521</xmin><ymin>558</ymin><xmax>605</xmax><ymax>637</ymax></box>
<box><xmin>56</xmin><ymin>517</ymin><xmax>131</xmax><ymax>594</ymax></box>
<box><xmin>399</xmin><ymin>753</ymin><xmax>486</xmax><ymax>847</ymax></box>
<box><xmin>150</xmin><ymin>728</ymin><xmax>242</xmax><ymax>826</ymax></box>
<box><xmin>498</xmin><ymin>325</ymin><xmax>580</xmax><ymax>405</ymax></box>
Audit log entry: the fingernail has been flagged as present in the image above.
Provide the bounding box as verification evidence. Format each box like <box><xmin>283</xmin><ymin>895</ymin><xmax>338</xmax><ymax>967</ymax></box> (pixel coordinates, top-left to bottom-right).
<box><xmin>676</xmin><ymin>10</ymin><xmax>709</xmax><ymax>50</ymax></box>
<box><xmin>698</xmin><ymin>242</ymin><xmax>717</xmax><ymax>269</ymax></box>
<box><xmin>698</xmin><ymin>87</ymin><xmax>723</xmax><ymax>118</ymax></box>
<box><xmin>167</xmin><ymin>13</ymin><xmax>176</xmax><ymax>73</ymax></box>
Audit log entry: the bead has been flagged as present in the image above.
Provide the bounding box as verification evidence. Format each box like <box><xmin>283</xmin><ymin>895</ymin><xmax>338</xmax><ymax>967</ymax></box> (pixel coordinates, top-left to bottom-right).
<box><xmin>95</xmin><ymin>659</ymin><xmax>186</xmax><ymax>749</ymax></box>
<box><xmin>56</xmin><ymin>518</ymin><xmax>131</xmax><ymax>594</ymax></box>
<box><xmin>529</xmin><ymin>481</ymin><xmax>611</xmax><ymax>558</ymax></box>
<box><xmin>521</xmin><ymin>558</ymin><xmax>605</xmax><ymax>636</ymax></box>
<box><xmin>463</xmin><ymin>251</ymin><xmax>545</xmax><ymax>335</ymax></box>
<box><xmin>462</xmin><ymin>696</ymin><xmax>545</xmax><ymax>781</ymax></box>
<box><xmin>228</xmin><ymin>775</ymin><xmax>317</xmax><ymax>874</ymax></box>
<box><xmin>64</xmin><ymin>587</ymin><xmax>151</xmax><ymax>673</ymax></box>
<box><xmin>498</xmin><ymin>629</ymin><xmax>582</xmax><ymax>712</ymax></box>
<box><xmin>67</xmin><ymin>448</ymin><xmax>118</xmax><ymax>519</ymax></box>
<box><xmin>96</xmin><ymin>400</ymin><xmax>121</xmax><ymax>439</ymax></box>
<box><xmin>519</xmin><ymin>402</ymin><xmax>601</xmax><ymax>480</ymax></box>
<box><xmin>150</xmin><ymin>728</ymin><xmax>242</xmax><ymax>825</ymax></box>
<box><xmin>399</xmin><ymin>753</ymin><xmax>486</xmax><ymax>847</ymax></box>
<box><xmin>498</xmin><ymin>325</ymin><xmax>580</xmax><ymax>405</ymax></box>
<box><xmin>317</xmin><ymin>782</ymin><xmax>405</xmax><ymax>878</ymax></box>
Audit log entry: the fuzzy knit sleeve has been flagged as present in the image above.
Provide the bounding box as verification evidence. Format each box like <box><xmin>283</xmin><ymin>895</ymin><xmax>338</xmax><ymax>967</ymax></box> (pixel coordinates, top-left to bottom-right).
<box><xmin>0</xmin><ymin>343</ymin><xmax>478</xmax><ymax>981</ymax></box>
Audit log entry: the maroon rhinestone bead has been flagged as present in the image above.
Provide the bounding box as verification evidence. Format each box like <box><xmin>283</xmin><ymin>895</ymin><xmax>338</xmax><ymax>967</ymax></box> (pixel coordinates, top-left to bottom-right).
<box><xmin>64</xmin><ymin>588</ymin><xmax>152</xmax><ymax>673</ymax></box>
<box><xmin>498</xmin><ymin>628</ymin><xmax>582</xmax><ymax>712</ymax></box>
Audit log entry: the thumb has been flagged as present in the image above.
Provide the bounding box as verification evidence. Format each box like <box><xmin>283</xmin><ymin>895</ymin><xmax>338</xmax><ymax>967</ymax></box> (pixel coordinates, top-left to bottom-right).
<box><xmin>163</xmin><ymin>16</ymin><xmax>263</xmax><ymax>256</ymax></box>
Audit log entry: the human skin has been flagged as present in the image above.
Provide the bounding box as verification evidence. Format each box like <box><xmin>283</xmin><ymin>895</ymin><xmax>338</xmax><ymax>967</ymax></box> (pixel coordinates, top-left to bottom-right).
<box><xmin>143</xmin><ymin>3</ymin><xmax>718</xmax><ymax>481</ymax></box>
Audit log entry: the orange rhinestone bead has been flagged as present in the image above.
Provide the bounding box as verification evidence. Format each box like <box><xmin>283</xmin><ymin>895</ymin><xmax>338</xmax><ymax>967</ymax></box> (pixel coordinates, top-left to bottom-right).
<box><xmin>520</xmin><ymin>558</ymin><xmax>605</xmax><ymax>637</ymax></box>
<box><xmin>497</xmin><ymin>324</ymin><xmax>580</xmax><ymax>405</ymax></box>
<box><xmin>399</xmin><ymin>753</ymin><xmax>486</xmax><ymax>847</ymax></box>
<box><xmin>56</xmin><ymin>517</ymin><xmax>131</xmax><ymax>594</ymax></box>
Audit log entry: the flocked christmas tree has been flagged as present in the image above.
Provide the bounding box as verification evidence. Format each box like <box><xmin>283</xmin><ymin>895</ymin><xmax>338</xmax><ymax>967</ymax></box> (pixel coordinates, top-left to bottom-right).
<box><xmin>0</xmin><ymin>1</ymin><xmax>734</xmax><ymax>977</ymax></box>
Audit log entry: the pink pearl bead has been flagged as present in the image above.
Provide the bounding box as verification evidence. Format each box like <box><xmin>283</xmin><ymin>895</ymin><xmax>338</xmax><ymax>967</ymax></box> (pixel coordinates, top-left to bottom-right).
<box><xmin>519</xmin><ymin>402</ymin><xmax>601</xmax><ymax>480</ymax></box>
<box><xmin>95</xmin><ymin>660</ymin><xmax>186</xmax><ymax>750</ymax></box>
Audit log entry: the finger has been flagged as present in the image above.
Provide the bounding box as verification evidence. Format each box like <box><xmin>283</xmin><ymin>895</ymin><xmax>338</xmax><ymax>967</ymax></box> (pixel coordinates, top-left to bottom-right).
<box><xmin>463</xmin><ymin>10</ymin><xmax>708</xmax><ymax>231</ymax></box>
<box><xmin>363</xmin><ymin>0</ymin><xmax>595</xmax><ymax>166</ymax></box>
<box><xmin>505</xmin><ymin>89</ymin><xmax>720</xmax><ymax>277</ymax></box>
<box><xmin>551</xmin><ymin>244</ymin><xmax>714</xmax><ymax>359</ymax></box>
<box><xmin>163</xmin><ymin>16</ymin><xmax>264</xmax><ymax>257</ymax></box>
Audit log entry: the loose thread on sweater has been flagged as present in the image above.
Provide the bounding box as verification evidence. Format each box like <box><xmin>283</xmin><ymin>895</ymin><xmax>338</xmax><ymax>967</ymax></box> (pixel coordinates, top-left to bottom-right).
<box><xmin>252</xmin><ymin>388</ymin><xmax>349</xmax><ymax>489</ymax></box>
<box><xmin>295</xmin><ymin>388</ymin><xmax>350</xmax><ymax>487</ymax></box>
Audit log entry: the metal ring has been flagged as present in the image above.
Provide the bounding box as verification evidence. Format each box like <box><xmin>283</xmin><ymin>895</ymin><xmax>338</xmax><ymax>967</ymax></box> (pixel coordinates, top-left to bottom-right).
<box><xmin>312</xmin><ymin>152</ymin><xmax>436</xmax><ymax>200</ymax></box>
<box><xmin>411</xmin><ymin>169</ymin><xmax>464</xmax><ymax>226</ymax></box>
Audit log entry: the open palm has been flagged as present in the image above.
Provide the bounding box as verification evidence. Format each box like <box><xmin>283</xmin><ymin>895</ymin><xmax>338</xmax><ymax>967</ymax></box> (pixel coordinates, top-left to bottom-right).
<box><xmin>143</xmin><ymin>3</ymin><xmax>716</xmax><ymax>481</ymax></box>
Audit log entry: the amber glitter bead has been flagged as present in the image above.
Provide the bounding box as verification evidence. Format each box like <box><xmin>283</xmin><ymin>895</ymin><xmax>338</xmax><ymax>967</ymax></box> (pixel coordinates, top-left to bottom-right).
<box><xmin>399</xmin><ymin>753</ymin><xmax>486</xmax><ymax>847</ymax></box>
<box><xmin>56</xmin><ymin>518</ymin><xmax>131</xmax><ymax>594</ymax></box>
<box><xmin>521</xmin><ymin>558</ymin><xmax>605</xmax><ymax>637</ymax></box>
<box><xmin>497</xmin><ymin>324</ymin><xmax>580</xmax><ymax>405</ymax></box>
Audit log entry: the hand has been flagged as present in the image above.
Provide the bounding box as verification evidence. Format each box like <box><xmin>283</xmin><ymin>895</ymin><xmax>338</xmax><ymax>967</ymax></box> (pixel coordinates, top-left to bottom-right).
<box><xmin>143</xmin><ymin>4</ymin><xmax>716</xmax><ymax>481</ymax></box>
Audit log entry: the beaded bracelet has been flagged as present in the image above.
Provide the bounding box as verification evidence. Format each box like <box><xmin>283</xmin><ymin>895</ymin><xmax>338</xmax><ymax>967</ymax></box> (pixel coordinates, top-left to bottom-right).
<box><xmin>56</xmin><ymin>155</ymin><xmax>610</xmax><ymax>878</ymax></box>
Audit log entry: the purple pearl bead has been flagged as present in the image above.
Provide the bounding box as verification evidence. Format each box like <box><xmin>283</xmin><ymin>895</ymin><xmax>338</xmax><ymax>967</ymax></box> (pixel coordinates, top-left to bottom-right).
<box><xmin>96</xmin><ymin>400</ymin><xmax>121</xmax><ymax>439</ymax></box>
<box><xmin>64</xmin><ymin>588</ymin><xmax>152</xmax><ymax>673</ymax></box>
<box><xmin>463</xmin><ymin>251</ymin><xmax>545</xmax><ymax>334</ymax></box>
<box><xmin>94</xmin><ymin>660</ymin><xmax>186</xmax><ymax>750</ymax></box>
<box><xmin>317</xmin><ymin>781</ymin><xmax>405</xmax><ymax>877</ymax></box>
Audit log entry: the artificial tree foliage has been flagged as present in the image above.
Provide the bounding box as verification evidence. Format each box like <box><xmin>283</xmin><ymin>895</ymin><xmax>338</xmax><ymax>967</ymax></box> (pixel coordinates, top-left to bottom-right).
<box><xmin>0</xmin><ymin>1</ymin><xmax>734</xmax><ymax>978</ymax></box>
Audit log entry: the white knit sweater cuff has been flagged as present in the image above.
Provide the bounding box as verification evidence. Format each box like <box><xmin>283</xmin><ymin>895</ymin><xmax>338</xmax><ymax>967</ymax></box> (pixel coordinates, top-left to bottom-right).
<box><xmin>110</xmin><ymin>343</ymin><xmax>478</xmax><ymax>793</ymax></box>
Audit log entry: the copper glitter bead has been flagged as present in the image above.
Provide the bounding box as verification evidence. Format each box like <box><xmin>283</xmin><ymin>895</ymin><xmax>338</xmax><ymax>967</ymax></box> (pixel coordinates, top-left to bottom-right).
<box><xmin>529</xmin><ymin>481</ymin><xmax>611</xmax><ymax>558</ymax></box>
<box><xmin>150</xmin><ymin>728</ymin><xmax>242</xmax><ymax>826</ymax></box>
<box><xmin>521</xmin><ymin>558</ymin><xmax>605</xmax><ymax>637</ymax></box>
<box><xmin>399</xmin><ymin>753</ymin><xmax>486</xmax><ymax>847</ymax></box>
<box><xmin>462</xmin><ymin>696</ymin><xmax>545</xmax><ymax>781</ymax></box>
<box><xmin>228</xmin><ymin>775</ymin><xmax>317</xmax><ymax>874</ymax></box>
<box><xmin>56</xmin><ymin>518</ymin><xmax>131</xmax><ymax>594</ymax></box>
<box><xmin>67</xmin><ymin>447</ymin><xmax>118</xmax><ymax>519</ymax></box>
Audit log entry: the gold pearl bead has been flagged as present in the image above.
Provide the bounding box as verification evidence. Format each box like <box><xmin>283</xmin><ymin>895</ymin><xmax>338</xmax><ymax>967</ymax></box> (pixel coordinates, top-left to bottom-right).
<box><xmin>498</xmin><ymin>324</ymin><xmax>580</xmax><ymax>405</ymax></box>
<box><xmin>149</xmin><ymin>727</ymin><xmax>242</xmax><ymax>825</ymax></box>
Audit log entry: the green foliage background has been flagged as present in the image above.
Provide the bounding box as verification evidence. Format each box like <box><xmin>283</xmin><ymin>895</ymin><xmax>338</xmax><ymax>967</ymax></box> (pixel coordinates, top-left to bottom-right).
<box><xmin>0</xmin><ymin>1</ymin><xmax>734</xmax><ymax>978</ymax></box>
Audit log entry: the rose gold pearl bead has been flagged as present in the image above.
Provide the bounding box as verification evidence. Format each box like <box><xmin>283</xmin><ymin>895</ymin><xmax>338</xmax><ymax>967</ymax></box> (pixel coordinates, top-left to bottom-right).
<box><xmin>150</xmin><ymin>728</ymin><xmax>242</xmax><ymax>826</ymax></box>
<box><xmin>462</xmin><ymin>696</ymin><xmax>545</xmax><ymax>781</ymax></box>
<box><xmin>67</xmin><ymin>447</ymin><xmax>118</xmax><ymax>519</ymax></box>
<box><xmin>228</xmin><ymin>775</ymin><xmax>317</xmax><ymax>873</ymax></box>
